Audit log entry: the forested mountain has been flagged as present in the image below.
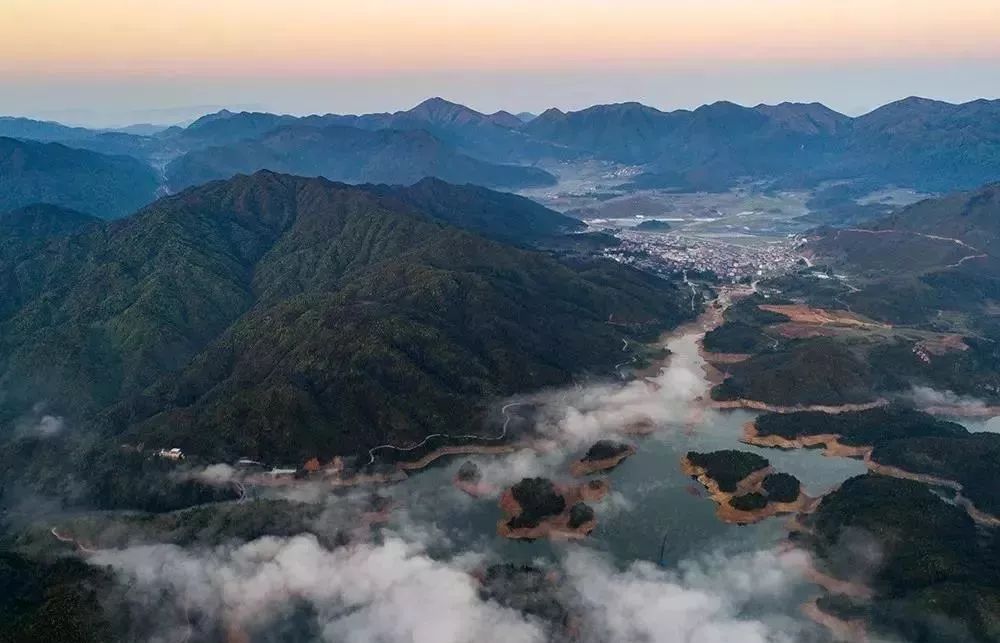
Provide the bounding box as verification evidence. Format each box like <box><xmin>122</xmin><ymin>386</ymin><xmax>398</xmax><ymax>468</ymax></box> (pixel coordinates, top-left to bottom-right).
<box><xmin>0</xmin><ymin>172</ymin><xmax>690</xmax><ymax>464</ymax></box>
<box><xmin>0</xmin><ymin>137</ymin><xmax>159</xmax><ymax>217</ymax></box>
<box><xmin>164</xmin><ymin>124</ymin><xmax>557</xmax><ymax>191</ymax></box>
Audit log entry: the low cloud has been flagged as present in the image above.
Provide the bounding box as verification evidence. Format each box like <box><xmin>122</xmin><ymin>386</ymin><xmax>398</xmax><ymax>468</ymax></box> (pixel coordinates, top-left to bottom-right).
<box><xmin>14</xmin><ymin>402</ymin><xmax>66</xmax><ymax>438</ymax></box>
<box><xmin>92</xmin><ymin>534</ymin><xmax>546</xmax><ymax>643</ymax></box>
<box><xmin>525</xmin><ymin>345</ymin><xmax>707</xmax><ymax>448</ymax></box>
<box><xmin>906</xmin><ymin>386</ymin><xmax>990</xmax><ymax>415</ymax></box>
<box><xmin>566</xmin><ymin>547</ymin><xmax>810</xmax><ymax>643</ymax></box>
<box><xmin>92</xmin><ymin>530</ymin><xmax>816</xmax><ymax>643</ymax></box>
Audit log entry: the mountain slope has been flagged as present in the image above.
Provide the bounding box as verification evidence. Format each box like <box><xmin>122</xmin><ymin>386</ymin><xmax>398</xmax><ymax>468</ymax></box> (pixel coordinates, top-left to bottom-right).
<box><xmin>0</xmin><ymin>137</ymin><xmax>159</xmax><ymax>217</ymax></box>
<box><xmin>367</xmin><ymin>177</ymin><xmax>584</xmax><ymax>243</ymax></box>
<box><xmin>164</xmin><ymin>124</ymin><xmax>556</xmax><ymax>192</ymax></box>
<box><xmin>0</xmin><ymin>172</ymin><xmax>691</xmax><ymax>462</ymax></box>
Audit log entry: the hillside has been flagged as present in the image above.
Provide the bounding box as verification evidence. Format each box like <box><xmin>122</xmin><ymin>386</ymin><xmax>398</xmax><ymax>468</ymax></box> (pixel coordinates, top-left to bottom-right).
<box><xmin>366</xmin><ymin>177</ymin><xmax>584</xmax><ymax>243</ymax></box>
<box><xmin>803</xmin><ymin>474</ymin><xmax>1000</xmax><ymax>643</ymax></box>
<box><xmin>0</xmin><ymin>172</ymin><xmax>691</xmax><ymax>466</ymax></box>
<box><xmin>802</xmin><ymin>182</ymin><xmax>1000</xmax><ymax>332</ymax></box>
<box><xmin>164</xmin><ymin>124</ymin><xmax>557</xmax><ymax>192</ymax></box>
<box><xmin>0</xmin><ymin>137</ymin><xmax>159</xmax><ymax>217</ymax></box>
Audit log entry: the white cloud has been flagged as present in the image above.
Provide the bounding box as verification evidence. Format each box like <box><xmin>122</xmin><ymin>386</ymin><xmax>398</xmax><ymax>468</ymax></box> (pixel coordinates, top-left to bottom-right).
<box><xmin>565</xmin><ymin>547</ymin><xmax>808</xmax><ymax>643</ymax></box>
<box><xmin>92</xmin><ymin>534</ymin><xmax>546</xmax><ymax>643</ymax></box>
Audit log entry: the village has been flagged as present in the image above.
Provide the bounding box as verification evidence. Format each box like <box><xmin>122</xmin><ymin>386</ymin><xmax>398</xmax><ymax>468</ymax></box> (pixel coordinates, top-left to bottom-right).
<box><xmin>605</xmin><ymin>228</ymin><xmax>809</xmax><ymax>282</ymax></box>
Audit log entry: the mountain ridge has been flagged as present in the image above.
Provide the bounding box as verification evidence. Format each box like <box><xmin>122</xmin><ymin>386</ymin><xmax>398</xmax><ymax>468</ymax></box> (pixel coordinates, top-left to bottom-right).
<box><xmin>0</xmin><ymin>171</ymin><xmax>692</xmax><ymax>462</ymax></box>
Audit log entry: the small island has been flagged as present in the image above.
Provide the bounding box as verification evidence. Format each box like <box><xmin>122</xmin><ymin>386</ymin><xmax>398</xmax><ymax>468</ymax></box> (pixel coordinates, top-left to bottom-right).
<box><xmin>453</xmin><ymin>460</ymin><xmax>496</xmax><ymax>497</ymax></box>
<box><xmin>683</xmin><ymin>451</ymin><xmax>813</xmax><ymax>524</ymax></box>
<box><xmin>570</xmin><ymin>440</ymin><xmax>636</xmax><ymax>476</ymax></box>
<box><xmin>498</xmin><ymin>477</ymin><xmax>608</xmax><ymax>540</ymax></box>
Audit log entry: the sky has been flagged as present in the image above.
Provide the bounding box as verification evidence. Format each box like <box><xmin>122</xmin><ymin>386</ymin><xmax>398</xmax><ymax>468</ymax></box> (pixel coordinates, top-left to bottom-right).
<box><xmin>2</xmin><ymin>0</ymin><xmax>1000</xmax><ymax>126</ymax></box>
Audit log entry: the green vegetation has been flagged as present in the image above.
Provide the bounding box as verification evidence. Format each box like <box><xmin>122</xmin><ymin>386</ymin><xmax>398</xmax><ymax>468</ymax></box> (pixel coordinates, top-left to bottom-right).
<box><xmin>711</xmin><ymin>338</ymin><xmax>877</xmax><ymax>406</ymax></box>
<box><xmin>761</xmin><ymin>472</ymin><xmax>800</xmax><ymax>502</ymax></box>
<box><xmin>754</xmin><ymin>407</ymin><xmax>967</xmax><ymax>447</ymax></box>
<box><xmin>582</xmin><ymin>440</ymin><xmax>631</xmax><ymax>462</ymax></box>
<box><xmin>509</xmin><ymin>478</ymin><xmax>566</xmax><ymax>528</ymax></box>
<box><xmin>873</xmin><ymin>433</ymin><xmax>1000</xmax><ymax>517</ymax></box>
<box><xmin>729</xmin><ymin>492</ymin><xmax>768</xmax><ymax>511</ymax></box>
<box><xmin>703</xmin><ymin>321</ymin><xmax>778</xmax><ymax>354</ymax></box>
<box><xmin>0</xmin><ymin>172</ymin><xmax>692</xmax><ymax>474</ymax></box>
<box><xmin>633</xmin><ymin>220</ymin><xmax>672</xmax><ymax>232</ymax></box>
<box><xmin>686</xmin><ymin>450</ymin><xmax>769</xmax><ymax>492</ymax></box>
<box><xmin>804</xmin><ymin>474</ymin><xmax>1000</xmax><ymax>643</ymax></box>
<box><xmin>721</xmin><ymin>294</ymin><xmax>792</xmax><ymax>326</ymax></box>
<box><xmin>568</xmin><ymin>502</ymin><xmax>596</xmax><ymax>528</ymax></box>
<box><xmin>0</xmin><ymin>137</ymin><xmax>158</xmax><ymax>218</ymax></box>
<box><xmin>0</xmin><ymin>552</ymin><xmax>116</xmax><ymax>643</ymax></box>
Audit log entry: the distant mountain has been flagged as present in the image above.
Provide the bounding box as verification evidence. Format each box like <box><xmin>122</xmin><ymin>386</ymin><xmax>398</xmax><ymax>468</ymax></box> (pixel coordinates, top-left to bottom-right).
<box><xmin>842</xmin><ymin>97</ymin><xmax>1000</xmax><ymax>191</ymax></box>
<box><xmin>172</xmin><ymin>110</ymin><xmax>299</xmax><ymax>148</ymax></box>
<box><xmin>752</xmin><ymin>102</ymin><xmax>851</xmax><ymax>136</ymax></box>
<box><xmin>522</xmin><ymin>98</ymin><xmax>1000</xmax><ymax>192</ymax></box>
<box><xmin>8</xmin><ymin>95</ymin><xmax>1000</xmax><ymax>197</ymax></box>
<box><xmin>522</xmin><ymin>101</ymin><xmax>848</xmax><ymax>189</ymax></box>
<box><xmin>164</xmin><ymin>123</ymin><xmax>557</xmax><ymax>191</ymax></box>
<box><xmin>0</xmin><ymin>172</ymin><xmax>690</xmax><ymax>463</ymax></box>
<box><xmin>0</xmin><ymin>137</ymin><xmax>159</xmax><ymax>217</ymax></box>
<box><xmin>0</xmin><ymin>116</ymin><xmax>93</xmax><ymax>141</ymax></box>
<box><xmin>522</xmin><ymin>102</ymin><xmax>680</xmax><ymax>164</ymax></box>
<box><xmin>329</xmin><ymin>98</ymin><xmax>572</xmax><ymax>162</ymax></box>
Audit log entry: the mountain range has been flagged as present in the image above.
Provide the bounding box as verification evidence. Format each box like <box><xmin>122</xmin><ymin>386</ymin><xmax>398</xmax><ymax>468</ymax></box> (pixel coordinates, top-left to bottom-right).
<box><xmin>0</xmin><ymin>172</ymin><xmax>689</xmax><ymax>466</ymax></box>
<box><xmin>164</xmin><ymin>123</ymin><xmax>557</xmax><ymax>192</ymax></box>
<box><xmin>5</xmin><ymin>96</ymin><xmax>1000</xmax><ymax>218</ymax></box>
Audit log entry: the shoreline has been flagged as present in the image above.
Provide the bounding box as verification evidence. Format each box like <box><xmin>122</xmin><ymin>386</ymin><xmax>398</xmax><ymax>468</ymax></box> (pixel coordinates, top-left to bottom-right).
<box><xmin>710</xmin><ymin>398</ymin><xmax>888</xmax><ymax>414</ymax></box>
<box><xmin>799</xmin><ymin>556</ymin><xmax>875</xmax><ymax>600</ymax></box>
<box><xmin>570</xmin><ymin>445</ymin><xmax>637</xmax><ymax>477</ymax></box>
<box><xmin>396</xmin><ymin>444</ymin><xmax>524</xmax><ymax>471</ymax></box>
<box><xmin>741</xmin><ymin>421</ymin><xmax>1000</xmax><ymax>526</ymax></box>
<box><xmin>801</xmin><ymin>599</ymin><xmax>869</xmax><ymax>643</ymax></box>
<box><xmin>864</xmin><ymin>459</ymin><xmax>1000</xmax><ymax>526</ymax></box>
<box><xmin>680</xmin><ymin>456</ymin><xmax>816</xmax><ymax>525</ymax></box>
<box><xmin>741</xmin><ymin>421</ymin><xmax>872</xmax><ymax>458</ymax></box>
<box><xmin>497</xmin><ymin>479</ymin><xmax>609</xmax><ymax>540</ymax></box>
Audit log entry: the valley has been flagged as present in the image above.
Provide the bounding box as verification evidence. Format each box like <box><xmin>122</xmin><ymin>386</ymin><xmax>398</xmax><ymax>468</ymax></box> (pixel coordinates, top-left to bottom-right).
<box><xmin>4</xmin><ymin>97</ymin><xmax>1000</xmax><ymax>643</ymax></box>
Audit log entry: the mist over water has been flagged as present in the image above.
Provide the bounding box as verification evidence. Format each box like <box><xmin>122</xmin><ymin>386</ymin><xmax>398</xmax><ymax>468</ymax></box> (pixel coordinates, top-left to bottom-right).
<box><xmin>83</xmin><ymin>323</ymin><xmax>869</xmax><ymax>641</ymax></box>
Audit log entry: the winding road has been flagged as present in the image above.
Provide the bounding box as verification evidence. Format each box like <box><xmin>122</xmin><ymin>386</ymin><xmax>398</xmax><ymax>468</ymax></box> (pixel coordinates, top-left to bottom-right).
<box><xmin>364</xmin><ymin>401</ymin><xmax>529</xmax><ymax>465</ymax></box>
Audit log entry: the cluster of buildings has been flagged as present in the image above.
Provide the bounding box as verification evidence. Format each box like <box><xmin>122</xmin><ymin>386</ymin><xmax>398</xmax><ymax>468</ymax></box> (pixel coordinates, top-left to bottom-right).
<box><xmin>605</xmin><ymin>231</ymin><xmax>807</xmax><ymax>282</ymax></box>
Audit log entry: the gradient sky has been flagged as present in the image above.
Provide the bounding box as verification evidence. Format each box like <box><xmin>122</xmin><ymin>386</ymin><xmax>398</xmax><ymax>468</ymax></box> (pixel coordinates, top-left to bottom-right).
<box><xmin>3</xmin><ymin>0</ymin><xmax>1000</xmax><ymax>126</ymax></box>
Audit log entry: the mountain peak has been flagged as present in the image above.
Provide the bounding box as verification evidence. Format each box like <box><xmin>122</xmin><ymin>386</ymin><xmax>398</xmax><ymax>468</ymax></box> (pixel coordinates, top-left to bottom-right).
<box><xmin>187</xmin><ymin>109</ymin><xmax>236</xmax><ymax>128</ymax></box>
<box><xmin>487</xmin><ymin>110</ymin><xmax>524</xmax><ymax>129</ymax></box>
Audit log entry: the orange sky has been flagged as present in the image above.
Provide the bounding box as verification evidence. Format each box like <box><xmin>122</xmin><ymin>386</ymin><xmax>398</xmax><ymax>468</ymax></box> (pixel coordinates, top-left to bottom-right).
<box><xmin>3</xmin><ymin>0</ymin><xmax>1000</xmax><ymax>77</ymax></box>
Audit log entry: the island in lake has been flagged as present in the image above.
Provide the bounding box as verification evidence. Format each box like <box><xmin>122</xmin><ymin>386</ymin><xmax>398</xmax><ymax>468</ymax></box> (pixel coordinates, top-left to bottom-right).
<box><xmin>570</xmin><ymin>440</ymin><xmax>636</xmax><ymax>476</ymax></box>
<box><xmin>682</xmin><ymin>450</ymin><xmax>813</xmax><ymax>524</ymax></box>
<box><xmin>498</xmin><ymin>477</ymin><xmax>608</xmax><ymax>540</ymax></box>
